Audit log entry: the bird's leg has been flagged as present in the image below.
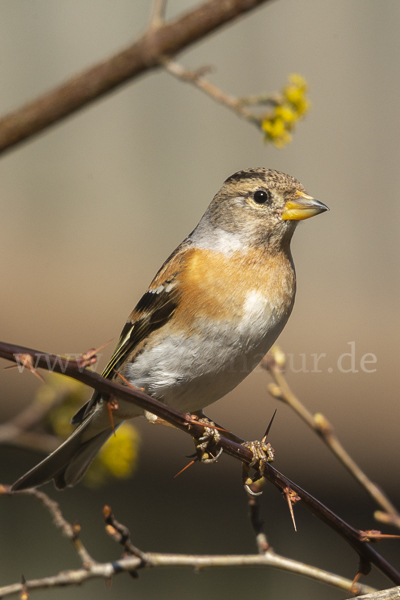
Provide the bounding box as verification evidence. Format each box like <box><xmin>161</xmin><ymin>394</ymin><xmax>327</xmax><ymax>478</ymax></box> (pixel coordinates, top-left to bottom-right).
<box><xmin>241</xmin><ymin>411</ymin><xmax>277</xmax><ymax>494</ymax></box>
<box><xmin>145</xmin><ymin>409</ymin><xmax>275</xmax><ymax>490</ymax></box>
<box><xmin>190</xmin><ymin>411</ymin><xmax>224</xmax><ymax>464</ymax></box>
<box><xmin>241</xmin><ymin>440</ymin><xmax>275</xmax><ymax>496</ymax></box>
<box><xmin>192</xmin><ymin>412</ymin><xmax>276</xmax><ymax>496</ymax></box>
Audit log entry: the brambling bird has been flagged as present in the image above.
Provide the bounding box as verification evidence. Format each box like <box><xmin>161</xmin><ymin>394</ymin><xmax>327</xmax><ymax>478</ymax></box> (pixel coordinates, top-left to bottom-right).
<box><xmin>12</xmin><ymin>168</ymin><xmax>328</xmax><ymax>490</ymax></box>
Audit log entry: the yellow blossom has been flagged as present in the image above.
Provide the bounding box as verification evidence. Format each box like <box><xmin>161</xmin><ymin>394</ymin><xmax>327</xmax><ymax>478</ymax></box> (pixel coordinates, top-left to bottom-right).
<box><xmin>37</xmin><ymin>374</ymin><xmax>140</xmax><ymax>487</ymax></box>
<box><xmin>275</xmin><ymin>104</ymin><xmax>297</xmax><ymax>123</ymax></box>
<box><xmin>84</xmin><ymin>423</ymin><xmax>140</xmax><ymax>488</ymax></box>
<box><xmin>288</xmin><ymin>73</ymin><xmax>308</xmax><ymax>90</ymax></box>
<box><xmin>41</xmin><ymin>373</ymin><xmax>87</xmax><ymax>438</ymax></box>
<box><xmin>262</xmin><ymin>73</ymin><xmax>310</xmax><ymax>148</ymax></box>
<box><xmin>284</xmin><ymin>85</ymin><xmax>304</xmax><ymax>105</ymax></box>
<box><xmin>262</xmin><ymin>117</ymin><xmax>285</xmax><ymax>137</ymax></box>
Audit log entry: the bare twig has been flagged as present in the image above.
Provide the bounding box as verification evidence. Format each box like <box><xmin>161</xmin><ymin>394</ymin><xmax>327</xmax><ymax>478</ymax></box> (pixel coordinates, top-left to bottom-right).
<box><xmin>356</xmin><ymin>589</ymin><xmax>400</xmax><ymax>600</ymax></box>
<box><xmin>262</xmin><ymin>351</ymin><xmax>400</xmax><ymax>526</ymax></box>
<box><xmin>375</xmin><ymin>511</ymin><xmax>400</xmax><ymax>531</ymax></box>
<box><xmin>149</xmin><ymin>0</ymin><xmax>167</xmax><ymax>29</ymax></box>
<box><xmin>247</xmin><ymin>479</ymin><xmax>270</xmax><ymax>553</ymax></box>
<box><xmin>0</xmin><ymin>552</ymin><xmax>379</xmax><ymax>598</ymax></box>
<box><xmin>103</xmin><ymin>505</ymin><xmax>146</xmax><ymax>561</ymax></box>
<box><xmin>0</xmin><ymin>0</ymin><xmax>272</xmax><ymax>156</ymax></box>
<box><xmin>0</xmin><ymin>487</ymin><xmax>377</xmax><ymax>598</ymax></box>
<box><xmin>0</xmin><ymin>486</ymin><xmax>95</xmax><ymax>567</ymax></box>
<box><xmin>1</xmin><ymin>339</ymin><xmax>400</xmax><ymax>585</ymax></box>
<box><xmin>164</xmin><ymin>59</ymin><xmax>264</xmax><ymax>127</ymax></box>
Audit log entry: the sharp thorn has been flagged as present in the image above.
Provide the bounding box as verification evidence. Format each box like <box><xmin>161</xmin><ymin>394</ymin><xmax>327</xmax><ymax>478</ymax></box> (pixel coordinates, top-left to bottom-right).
<box><xmin>263</xmin><ymin>409</ymin><xmax>277</xmax><ymax>441</ymax></box>
<box><xmin>174</xmin><ymin>460</ymin><xmax>197</xmax><ymax>478</ymax></box>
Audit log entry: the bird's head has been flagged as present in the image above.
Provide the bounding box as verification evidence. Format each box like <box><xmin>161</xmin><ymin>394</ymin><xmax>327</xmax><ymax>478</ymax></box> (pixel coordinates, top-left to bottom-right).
<box><xmin>192</xmin><ymin>168</ymin><xmax>328</xmax><ymax>254</ymax></box>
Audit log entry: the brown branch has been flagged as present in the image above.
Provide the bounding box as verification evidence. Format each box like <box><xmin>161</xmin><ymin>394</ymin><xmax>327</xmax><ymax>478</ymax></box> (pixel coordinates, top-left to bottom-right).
<box><xmin>1</xmin><ymin>339</ymin><xmax>400</xmax><ymax>586</ymax></box>
<box><xmin>262</xmin><ymin>351</ymin><xmax>400</xmax><ymax>526</ymax></box>
<box><xmin>0</xmin><ymin>0</ymin><xmax>272</xmax><ymax>156</ymax></box>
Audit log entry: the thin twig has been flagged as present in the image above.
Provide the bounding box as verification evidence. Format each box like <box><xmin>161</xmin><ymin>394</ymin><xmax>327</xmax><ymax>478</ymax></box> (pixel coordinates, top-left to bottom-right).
<box><xmin>0</xmin><ymin>553</ymin><xmax>378</xmax><ymax>598</ymax></box>
<box><xmin>164</xmin><ymin>59</ymin><xmax>262</xmax><ymax>126</ymax></box>
<box><xmin>0</xmin><ymin>488</ymin><xmax>377</xmax><ymax>598</ymax></box>
<box><xmin>0</xmin><ymin>486</ymin><xmax>95</xmax><ymax>567</ymax></box>
<box><xmin>262</xmin><ymin>351</ymin><xmax>400</xmax><ymax>525</ymax></box>
<box><xmin>149</xmin><ymin>0</ymin><xmax>167</xmax><ymax>29</ymax></box>
<box><xmin>103</xmin><ymin>505</ymin><xmax>146</xmax><ymax>561</ymax></box>
<box><xmin>375</xmin><ymin>511</ymin><xmax>400</xmax><ymax>531</ymax></box>
<box><xmin>247</xmin><ymin>479</ymin><xmax>270</xmax><ymax>553</ymax></box>
<box><xmin>356</xmin><ymin>588</ymin><xmax>400</xmax><ymax>600</ymax></box>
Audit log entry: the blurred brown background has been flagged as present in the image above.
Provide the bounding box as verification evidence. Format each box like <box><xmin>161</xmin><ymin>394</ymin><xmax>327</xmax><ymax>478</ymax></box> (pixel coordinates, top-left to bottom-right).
<box><xmin>1</xmin><ymin>1</ymin><xmax>400</xmax><ymax>598</ymax></box>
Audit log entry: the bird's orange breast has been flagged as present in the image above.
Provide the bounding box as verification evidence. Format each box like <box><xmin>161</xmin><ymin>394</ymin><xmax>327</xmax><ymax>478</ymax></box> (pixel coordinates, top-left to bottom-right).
<box><xmin>173</xmin><ymin>246</ymin><xmax>296</xmax><ymax>328</ymax></box>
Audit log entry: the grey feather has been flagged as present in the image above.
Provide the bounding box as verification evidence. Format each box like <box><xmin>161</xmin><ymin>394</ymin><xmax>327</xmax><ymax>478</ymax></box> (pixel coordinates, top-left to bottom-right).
<box><xmin>11</xmin><ymin>415</ymin><xmax>114</xmax><ymax>491</ymax></box>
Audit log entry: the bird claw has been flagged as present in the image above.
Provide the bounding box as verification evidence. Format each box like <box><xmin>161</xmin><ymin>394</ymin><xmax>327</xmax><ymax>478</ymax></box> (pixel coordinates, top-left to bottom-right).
<box><xmin>244</xmin><ymin>440</ymin><xmax>275</xmax><ymax>472</ymax></box>
<box><xmin>193</xmin><ymin>418</ymin><xmax>222</xmax><ymax>464</ymax></box>
<box><xmin>244</xmin><ymin>482</ymin><xmax>263</xmax><ymax>497</ymax></box>
<box><xmin>200</xmin><ymin>446</ymin><xmax>224</xmax><ymax>464</ymax></box>
<box><xmin>241</xmin><ymin>440</ymin><xmax>275</xmax><ymax>495</ymax></box>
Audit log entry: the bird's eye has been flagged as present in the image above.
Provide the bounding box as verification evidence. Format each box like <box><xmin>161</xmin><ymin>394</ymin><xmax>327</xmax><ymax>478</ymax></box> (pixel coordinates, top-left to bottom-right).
<box><xmin>253</xmin><ymin>189</ymin><xmax>271</xmax><ymax>205</ymax></box>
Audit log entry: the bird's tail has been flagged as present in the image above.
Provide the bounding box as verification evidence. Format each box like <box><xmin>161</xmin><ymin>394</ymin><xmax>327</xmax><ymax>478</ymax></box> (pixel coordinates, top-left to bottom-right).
<box><xmin>11</xmin><ymin>413</ymin><xmax>115</xmax><ymax>491</ymax></box>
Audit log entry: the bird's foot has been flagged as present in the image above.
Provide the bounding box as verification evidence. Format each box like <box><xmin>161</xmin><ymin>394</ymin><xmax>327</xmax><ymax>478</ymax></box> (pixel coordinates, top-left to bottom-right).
<box><xmin>241</xmin><ymin>440</ymin><xmax>275</xmax><ymax>496</ymax></box>
<box><xmin>191</xmin><ymin>415</ymin><xmax>223</xmax><ymax>464</ymax></box>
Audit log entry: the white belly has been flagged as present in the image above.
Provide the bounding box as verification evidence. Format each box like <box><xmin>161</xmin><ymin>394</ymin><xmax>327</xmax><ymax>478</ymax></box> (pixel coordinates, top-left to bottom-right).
<box><xmin>123</xmin><ymin>290</ymin><xmax>292</xmax><ymax>415</ymax></box>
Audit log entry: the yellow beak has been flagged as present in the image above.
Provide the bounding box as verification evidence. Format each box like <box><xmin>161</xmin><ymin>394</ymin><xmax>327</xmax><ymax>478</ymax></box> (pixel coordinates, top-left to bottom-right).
<box><xmin>282</xmin><ymin>192</ymin><xmax>329</xmax><ymax>221</ymax></box>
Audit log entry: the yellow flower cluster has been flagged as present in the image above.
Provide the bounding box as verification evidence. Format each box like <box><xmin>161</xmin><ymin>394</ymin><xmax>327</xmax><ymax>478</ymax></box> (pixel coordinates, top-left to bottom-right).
<box><xmin>262</xmin><ymin>74</ymin><xmax>310</xmax><ymax>148</ymax></box>
<box><xmin>41</xmin><ymin>373</ymin><xmax>140</xmax><ymax>487</ymax></box>
<box><xmin>84</xmin><ymin>422</ymin><xmax>140</xmax><ymax>488</ymax></box>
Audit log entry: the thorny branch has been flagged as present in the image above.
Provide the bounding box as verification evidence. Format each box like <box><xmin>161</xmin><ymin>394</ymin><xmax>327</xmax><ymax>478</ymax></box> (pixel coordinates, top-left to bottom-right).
<box><xmin>1</xmin><ymin>339</ymin><xmax>400</xmax><ymax>587</ymax></box>
<box><xmin>262</xmin><ymin>350</ymin><xmax>400</xmax><ymax>529</ymax></box>
<box><xmin>0</xmin><ymin>486</ymin><xmax>376</xmax><ymax>598</ymax></box>
<box><xmin>0</xmin><ymin>0</ymin><xmax>273</xmax><ymax>156</ymax></box>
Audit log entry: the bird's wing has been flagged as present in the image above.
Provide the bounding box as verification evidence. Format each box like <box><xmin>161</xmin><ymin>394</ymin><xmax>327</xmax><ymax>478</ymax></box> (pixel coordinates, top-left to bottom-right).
<box><xmin>71</xmin><ymin>242</ymin><xmax>191</xmax><ymax>424</ymax></box>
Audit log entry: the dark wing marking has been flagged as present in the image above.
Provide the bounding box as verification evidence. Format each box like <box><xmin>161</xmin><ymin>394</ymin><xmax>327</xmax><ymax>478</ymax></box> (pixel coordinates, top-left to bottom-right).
<box><xmin>101</xmin><ymin>284</ymin><xmax>179</xmax><ymax>380</ymax></box>
<box><xmin>71</xmin><ymin>239</ymin><xmax>193</xmax><ymax>425</ymax></box>
<box><xmin>71</xmin><ymin>282</ymin><xmax>180</xmax><ymax>425</ymax></box>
